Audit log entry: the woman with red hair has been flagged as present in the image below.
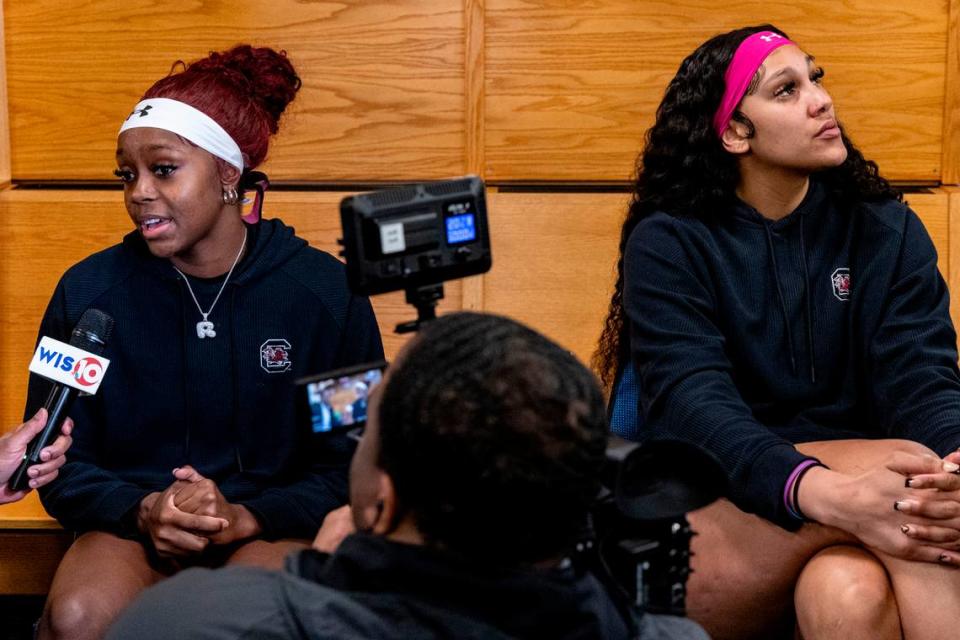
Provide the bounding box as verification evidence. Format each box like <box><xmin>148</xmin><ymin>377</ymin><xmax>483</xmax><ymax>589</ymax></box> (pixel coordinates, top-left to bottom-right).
<box><xmin>26</xmin><ymin>45</ymin><xmax>383</xmax><ymax>640</ymax></box>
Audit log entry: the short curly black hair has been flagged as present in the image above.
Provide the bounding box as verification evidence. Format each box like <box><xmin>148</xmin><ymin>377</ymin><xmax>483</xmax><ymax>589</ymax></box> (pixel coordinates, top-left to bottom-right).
<box><xmin>378</xmin><ymin>312</ymin><xmax>608</xmax><ymax>564</ymax></box>
<box><xmin>594</xmin><ymin>24</ymin><xmax>902</xmax><ymax>389</ymax></box>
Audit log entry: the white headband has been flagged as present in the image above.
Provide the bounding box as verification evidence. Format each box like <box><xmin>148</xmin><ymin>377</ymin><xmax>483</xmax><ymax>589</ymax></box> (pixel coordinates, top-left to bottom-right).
<box><xmin>118</xmin><ymin>97</ymin><xmax>244</xmax><ymax>170</ymax></box>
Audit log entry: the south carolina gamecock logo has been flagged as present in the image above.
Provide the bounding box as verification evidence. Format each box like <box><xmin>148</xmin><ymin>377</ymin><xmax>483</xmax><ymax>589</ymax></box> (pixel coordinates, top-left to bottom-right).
<box><xmin>260</xmin><ymin>339</ymin><xmax>292</xmax><ymax>373</ymax></box>
<box><xmin>831</xmin><ymin>268</ymin><xmax>851</xmax><ymax>301</ymax></box>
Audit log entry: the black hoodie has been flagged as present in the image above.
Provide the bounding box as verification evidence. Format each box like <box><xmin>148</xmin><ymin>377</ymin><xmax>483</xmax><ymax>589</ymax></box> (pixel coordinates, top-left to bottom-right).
<box><xmin>29</xmin><ymin>218</ymin><xmax>383</xmax><ymax>539</ymax></box>
<box><xmin>624</xmin><ymin>179</ymin><xmax>960</xmax><ymax>528</ymax></box>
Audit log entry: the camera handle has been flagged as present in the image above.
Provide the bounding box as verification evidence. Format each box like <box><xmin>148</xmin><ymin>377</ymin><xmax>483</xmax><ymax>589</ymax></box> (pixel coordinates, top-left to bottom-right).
<box><xmin>395</xmin><ymin>283</ymin><xmax>445</xmax><ymax>334</ymax></box>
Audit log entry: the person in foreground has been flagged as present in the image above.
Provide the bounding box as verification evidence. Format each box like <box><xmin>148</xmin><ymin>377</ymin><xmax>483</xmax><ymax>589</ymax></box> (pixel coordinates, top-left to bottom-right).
<box><xmin>596</xmin><ymin>24</ymin><xmax>960</xmax><ymax>640</ymax></box>
<box><xmin>28</xmin><ymin>44</ymin><xmax>382</xmax><ymax>640</ymax></box>
<box><xmin>0</xmin><ymin>409</ymin><xmax>72</xmax><ymax>504</ymax></box>
<box><xmin>108</xmin><ymin>312</ymin><xmax>708</xmax><ymax>639</ymax></box>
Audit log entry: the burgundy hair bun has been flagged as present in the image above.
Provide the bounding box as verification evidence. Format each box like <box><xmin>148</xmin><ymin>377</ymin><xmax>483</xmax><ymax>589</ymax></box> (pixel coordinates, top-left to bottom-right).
<box><xmin>143</xmin><ymin>44</ymin><xmax>302</xmax><ymax>170</ymax></box>
<box><xmin>193</xmin><ymin>45</ymin><xmax>301</xmax><ymax>134</ymax></box>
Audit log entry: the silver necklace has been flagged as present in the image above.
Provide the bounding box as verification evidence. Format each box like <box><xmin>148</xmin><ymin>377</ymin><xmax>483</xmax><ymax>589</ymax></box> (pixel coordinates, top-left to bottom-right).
<box><xmin>173</xmin><ymin>235</ymin><xmax>246</xmax><ymax>339</ymax></box>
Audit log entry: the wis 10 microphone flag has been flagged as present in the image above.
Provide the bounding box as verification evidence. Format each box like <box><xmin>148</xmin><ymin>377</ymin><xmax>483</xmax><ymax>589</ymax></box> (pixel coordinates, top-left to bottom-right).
<box><xmin>8</xmin><ymin>309</ymin><xmax>114</xmax><ymax>491</ymax></box>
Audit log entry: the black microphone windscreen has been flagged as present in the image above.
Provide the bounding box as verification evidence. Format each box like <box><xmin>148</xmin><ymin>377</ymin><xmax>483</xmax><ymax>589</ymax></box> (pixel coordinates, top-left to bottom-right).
<box><xmin>69</xmin><ymin>309</ymin><xmax>114</xmax><ymax>354</ymax></box>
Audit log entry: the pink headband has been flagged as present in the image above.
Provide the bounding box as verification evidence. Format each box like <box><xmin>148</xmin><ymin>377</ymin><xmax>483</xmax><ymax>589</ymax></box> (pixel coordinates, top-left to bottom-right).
<box><xmin>713</xmin><ymin>31</ymin><xmax>795</xmax><ymax>138</ymax></box>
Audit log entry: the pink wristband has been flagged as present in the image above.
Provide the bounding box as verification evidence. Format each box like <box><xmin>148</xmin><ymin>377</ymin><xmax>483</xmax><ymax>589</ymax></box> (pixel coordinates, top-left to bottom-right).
<box><xmin>784</xmin><ymin>458</ymin><xmax>822</xmax><ymax>521</ymax></box>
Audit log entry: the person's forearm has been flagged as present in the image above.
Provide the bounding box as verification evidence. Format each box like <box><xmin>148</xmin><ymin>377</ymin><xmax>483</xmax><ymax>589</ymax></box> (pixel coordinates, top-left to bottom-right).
<box><xmin>795</xmin><ymin>466</ymin><xmax>846</xmax><ymax>529</ymax></box>
<box><xmin>225</xmin><ymin>504</ymin><xmax>262</xmax><ymax>542</ymax></box>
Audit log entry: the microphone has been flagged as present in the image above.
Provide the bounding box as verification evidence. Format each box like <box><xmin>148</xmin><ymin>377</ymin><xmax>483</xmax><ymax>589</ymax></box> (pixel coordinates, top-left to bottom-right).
<box><xmin>8</xmin><ymin>309</ymin><xmax>114</xmax><ymax>492</ymax></box>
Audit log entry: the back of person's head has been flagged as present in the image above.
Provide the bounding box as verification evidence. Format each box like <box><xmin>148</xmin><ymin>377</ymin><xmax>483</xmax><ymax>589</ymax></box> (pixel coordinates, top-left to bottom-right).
<box><xmin>143</xmin><ymin>45</ymin><xmax>301</xmax><ymax>171</ymax></box>
<box><xmin>377</xmin><ymin>312</ymin><xmax>608</xmax><ymax>565</ymax></box>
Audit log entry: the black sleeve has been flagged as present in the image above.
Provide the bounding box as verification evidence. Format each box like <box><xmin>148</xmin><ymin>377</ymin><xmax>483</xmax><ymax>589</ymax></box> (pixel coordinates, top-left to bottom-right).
<box><xmin>625</xmin><ymin>216</ymin><xmax>810</xmax><ymax>529</ymax></box>
<box><xmin>30</xmin><ymin>280</ymin><xmax>152</xmax><ymax>533</ymax></box>
<box><xmin>870</xmin><ymin>209</ymin><xmax>960</xmax><ymax>455</ymax></box>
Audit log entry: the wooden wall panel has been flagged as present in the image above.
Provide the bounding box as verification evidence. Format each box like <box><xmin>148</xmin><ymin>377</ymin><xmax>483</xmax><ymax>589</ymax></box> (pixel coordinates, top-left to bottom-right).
<box><xmin>0</xmin><ymin>189</ymin><xmax>456</xmax><ymax>432</ymax></box>
<box><xmin>4</xmin><ymin>0</ymin><xmax>465</xmax><ymax>182</ymax></box>
<box><xmin>485</xmin><ymin>0</ymin><xmax>947</xmax><ymax>183</ymax></box>
<box><xmin>911</xmin><ymin>190</ymin><xmax>951</xmax><ymax>286</ymax></box>
<box><xmin>949</xmin><ymin>188</ymin><xmax>960</xmax><ymax>335</ymax></box>
<box><xmin>944</xmin><ymin>0</ymin><xmax>960</xmax><ymax>184</ymax></box>
<box><xmin>465</xmin><ymin>0</ymin><xmax>485</xmax><ymax>176</ymax></box>
<box><xmin>0</xmin><ymin>8</ymin><xmax>9</xmax><ymax>186</ymax></box>
<box><xmin>0</xmin><ymin>191</ymin><xmax>130</xmax><ymax>433</ymax></box>
<box><xmin>483</xmin><ymin>191</ymin><xmax>628</xmax><ymax>365</ymax></box>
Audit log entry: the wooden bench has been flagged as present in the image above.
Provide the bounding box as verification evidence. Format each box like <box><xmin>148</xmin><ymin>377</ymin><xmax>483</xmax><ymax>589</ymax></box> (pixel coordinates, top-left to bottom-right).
<box><xmin>0</xmin><ymin>493</ymin><xmax>70</xmax><ymax>595</ymax></box>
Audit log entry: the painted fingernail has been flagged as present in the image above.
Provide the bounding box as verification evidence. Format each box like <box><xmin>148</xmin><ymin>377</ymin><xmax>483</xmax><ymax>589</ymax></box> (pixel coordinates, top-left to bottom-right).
<box><xmin>905</xmin><ymin>477</ymin><xmax>914</xmax><ymax>488</ymax></box>
<box><xmin>939</xmin><ymin>554</ymin><xmax>953</xmax><ymax>565</ymax></box>
<box><xmin>894</xmin><ymin>500</ymin><xmax>904</xmax><ymax>511</ymax></box>
<box><xmin>944</xmin><ymin>461</ymin><xmax>960</xmax><ymax>473</ymax></box>
<box><xmin>900</xmin><ymin>524</ymin><xmax>911</xmax><ymax>535</ymax></box>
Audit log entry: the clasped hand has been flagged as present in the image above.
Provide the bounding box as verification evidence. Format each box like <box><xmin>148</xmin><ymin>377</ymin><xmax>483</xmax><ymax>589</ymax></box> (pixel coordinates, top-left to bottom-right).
<box><xmin>805</xmin><ymin>449</ymin><xmax>960</xmax><ymax>565</ymax></box>
<box><xmin>137</xmin><ymin>465</ymin><xmax>260</xmax><ymax>558</ymax></box>
<box><xmin>891</xmin><ymin>449</ymin><xmax>960</xmax><ymax>557</ymax></box>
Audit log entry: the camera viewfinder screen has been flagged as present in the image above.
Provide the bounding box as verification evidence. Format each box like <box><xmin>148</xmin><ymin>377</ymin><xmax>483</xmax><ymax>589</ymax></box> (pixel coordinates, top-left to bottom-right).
<box><xmin>307</xmin><ymin>367</ymin><xmax>384</xmax><ymax>433</ymax></box>
<box><xmin>445</xmin><ymin>213</ymin><xmax>476</xmax><ymax>245</ymax></box>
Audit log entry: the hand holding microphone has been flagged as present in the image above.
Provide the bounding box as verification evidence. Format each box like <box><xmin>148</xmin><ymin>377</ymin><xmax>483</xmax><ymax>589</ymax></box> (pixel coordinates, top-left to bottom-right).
<box><xmin>7</xmin><ymin>308</ymin><xmax>114</xmax><ymax>493</ymax></box>
<box><xmin>0</xmin><ymin>409</ymin><xmax>74</xmax><ymax>503</ymax></box>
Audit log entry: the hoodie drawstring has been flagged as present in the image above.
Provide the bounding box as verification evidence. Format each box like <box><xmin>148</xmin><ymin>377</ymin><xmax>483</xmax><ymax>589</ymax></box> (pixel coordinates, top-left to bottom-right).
<box><xmin>763</xmin><ymin>222</ymin><xmax>798</xmax><ymax>376</ymax></box>
<box><xmin>229</xmin><ymin>288</ymin><xmax>244</xmax><ymax>473</ymax></box>
<box><xmin>179</xmin><ymin>281</ymin><xmax>192</xmax><ymax>461</ymax></box>
<box><xmin>764</xmin><ymin>218</ymin><xmax>817</xmax><ymax>384</ymax></box>
<box><xmin>798</xmin><ymin>217</ymin><xmax>817</xmax><ymax>383</ymax></box>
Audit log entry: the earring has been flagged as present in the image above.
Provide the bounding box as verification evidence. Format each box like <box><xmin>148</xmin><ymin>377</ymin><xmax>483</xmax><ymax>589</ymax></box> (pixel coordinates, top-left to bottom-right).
<box><xmin>222</xmin><ymin>186</ymin><xmax>239</xmax><ymax>205</ymax></box>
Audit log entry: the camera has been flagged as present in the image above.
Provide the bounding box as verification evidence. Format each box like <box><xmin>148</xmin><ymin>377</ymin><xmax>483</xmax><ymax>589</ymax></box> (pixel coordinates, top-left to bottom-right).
<box><xmin>590</xmin><ymin>437</ymin><xmax>725</xmax><ymax>615</ymax></box>
<box><xmin>296</xmin><ymin>361</ymin><xmax>387</xmax><ymax>437</ymax></box>
<box><xmin>339</xmin><ymin>176</ymin><xmax>491</xmax><ymax>333</ymax></box>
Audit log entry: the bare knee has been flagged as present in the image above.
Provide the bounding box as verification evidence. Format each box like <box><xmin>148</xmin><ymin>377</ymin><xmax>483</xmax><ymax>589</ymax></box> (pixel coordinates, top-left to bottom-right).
<box><xmin>38</xmin><ymin>532</ymin><xmax>161</xmax><ymax>640</ymax></box>
<box><xmin>40</xmin><ymin>590</ymin><xmax>114</xmax><ymax>640</ymax></box>
<box><xmin>795</xmin><ymin>546</ymin><xmax>900</xmax><ymax>640</ymax></box>
<box><xmin>826</xmin><ymin>570</ymin><xmax>895</xmax><ymax>626</ymax></box>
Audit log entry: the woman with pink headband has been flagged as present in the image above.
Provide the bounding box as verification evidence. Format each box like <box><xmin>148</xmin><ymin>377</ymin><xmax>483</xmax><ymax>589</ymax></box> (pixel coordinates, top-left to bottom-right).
<box><xmin>26</xmin><ymin>45</ymin><xmax>383</xmax><ymax>640</ymax></box>
<box><xmin>597</xmin><ymin>25</ymin><xmax>960</xmax><ymax>639</ymax></box>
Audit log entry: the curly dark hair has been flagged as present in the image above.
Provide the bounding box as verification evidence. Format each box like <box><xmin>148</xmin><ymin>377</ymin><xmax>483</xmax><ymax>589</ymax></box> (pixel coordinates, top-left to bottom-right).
<box><xmin>593</xmin><ymin>24</ymin><xmax>902</xmax><ymax>390</ymax></box>
<box><xmin>377</xmin><ymin>312</ymin><xmax>608</xmax><ymax>564</ymax></box>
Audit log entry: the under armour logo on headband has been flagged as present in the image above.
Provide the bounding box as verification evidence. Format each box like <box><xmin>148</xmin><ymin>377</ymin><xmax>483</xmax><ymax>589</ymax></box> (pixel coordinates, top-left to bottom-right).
<box><xmin>127</xmin><ymin>105</ymin><xmax>153</xmax><ymax>120</ymax></box>
<box><xmin>119</xmin><ymin>98</ymin><xmax>244</xmax><ymax>170</ymax></box>
<box><xmin>712</xmin><ymin>31</ymin><xmax>796</xmax><ymax>137</ymax></box>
